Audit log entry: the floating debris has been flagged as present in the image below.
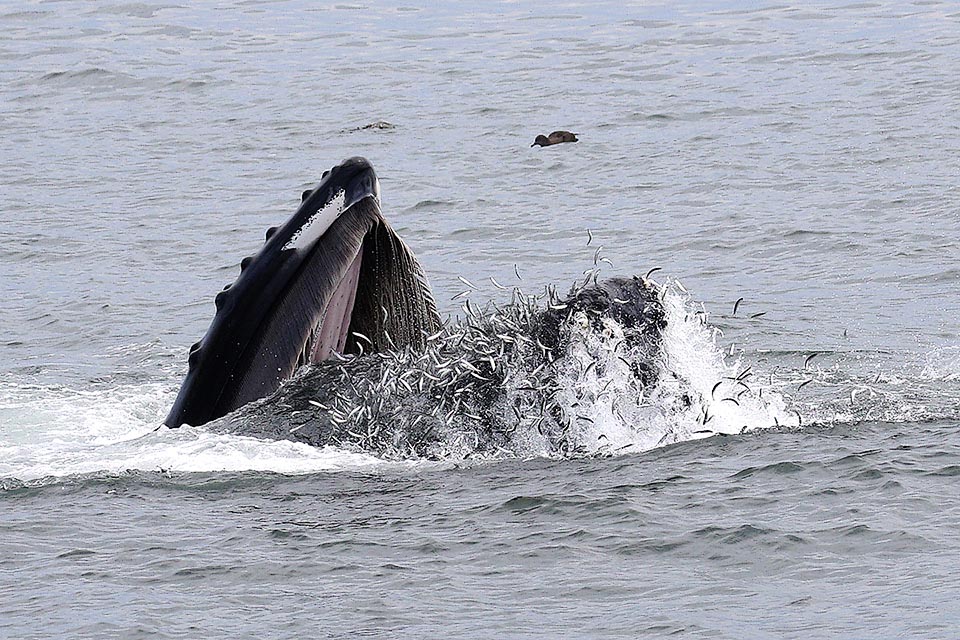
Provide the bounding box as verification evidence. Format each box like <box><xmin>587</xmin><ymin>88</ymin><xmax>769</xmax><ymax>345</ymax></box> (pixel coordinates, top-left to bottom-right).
<box><xmin>352</xmin><ymin>120</ymin><xmax>395</xmax><ymax>131</ymax></box>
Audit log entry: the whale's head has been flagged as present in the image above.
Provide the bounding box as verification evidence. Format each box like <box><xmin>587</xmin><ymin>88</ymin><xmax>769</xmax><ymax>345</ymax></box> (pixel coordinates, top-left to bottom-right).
<box><xmin>165</xmin><ymin>157</ymin><xmax>440</xmax><ymax>428</ymax></box>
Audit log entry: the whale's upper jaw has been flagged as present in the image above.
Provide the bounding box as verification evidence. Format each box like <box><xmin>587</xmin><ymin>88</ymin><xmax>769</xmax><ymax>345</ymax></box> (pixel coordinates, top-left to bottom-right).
<box><xmin>275</xmin><ymin>156</ymin><xmax>381</xmax><ymax>255</ymax></box>
<box><xmin>164</xmin><ymin>157</ymin><xmax>439</xmax><ymax>429</ymax></box>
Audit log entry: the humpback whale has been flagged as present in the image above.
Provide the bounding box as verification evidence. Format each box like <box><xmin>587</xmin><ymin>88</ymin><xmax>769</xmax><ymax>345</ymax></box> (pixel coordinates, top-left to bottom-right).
<box><xmin>165</xmin><ymin>157</ymin><xmax>441</xmax><ymax>428</ymax></box>
<box><xmin>167</xmin><ymin>156</ymin><xmax>671</xmax><ymax>457</ymax></box>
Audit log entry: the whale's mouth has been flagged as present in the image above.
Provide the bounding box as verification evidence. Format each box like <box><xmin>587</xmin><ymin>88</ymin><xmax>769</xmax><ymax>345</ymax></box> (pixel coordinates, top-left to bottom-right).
<box><xmin>301</xmin><ymin>246</ymin><xmax>364</xmax><ymax>365</ymax></box>
<box><xmin>164</xmin><ymin>158</ymin><xmax>441</xmax><ymax>429</ymax></box>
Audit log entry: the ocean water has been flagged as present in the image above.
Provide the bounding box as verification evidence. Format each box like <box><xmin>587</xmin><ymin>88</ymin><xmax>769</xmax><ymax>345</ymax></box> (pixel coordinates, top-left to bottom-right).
<box><xmin>2</xmin><ymin>1</ymin><xmax>959</xmax><ymax>638</ymax></box>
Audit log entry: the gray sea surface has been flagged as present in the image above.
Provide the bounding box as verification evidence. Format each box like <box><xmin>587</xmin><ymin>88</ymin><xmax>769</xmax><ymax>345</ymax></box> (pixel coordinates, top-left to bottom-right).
<box><xmin>1</xmin><ymin>1</ymin><xmax>959</xmax><ymax>638</ymax></box>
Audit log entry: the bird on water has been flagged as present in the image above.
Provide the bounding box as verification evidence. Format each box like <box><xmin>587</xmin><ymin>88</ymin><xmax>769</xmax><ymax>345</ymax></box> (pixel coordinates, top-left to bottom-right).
<box><xmin>531</xmin><ymin>131</ymin><xmax>579</xmax><ymax>147</ymax></box>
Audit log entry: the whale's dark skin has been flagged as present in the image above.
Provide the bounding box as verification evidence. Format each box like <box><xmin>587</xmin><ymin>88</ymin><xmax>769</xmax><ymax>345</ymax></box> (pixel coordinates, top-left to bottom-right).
<box><xmin>165</xmin><ymin>157</ymin><xmax>441</xmax><ymax>428</ymax></box>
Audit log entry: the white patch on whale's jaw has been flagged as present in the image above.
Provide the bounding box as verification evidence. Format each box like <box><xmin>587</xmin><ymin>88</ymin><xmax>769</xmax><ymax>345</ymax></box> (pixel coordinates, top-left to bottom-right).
<box><xmin>282</xmin><ymin>189</ymin><xmax>347</xmax><ymax>252</ymax></box>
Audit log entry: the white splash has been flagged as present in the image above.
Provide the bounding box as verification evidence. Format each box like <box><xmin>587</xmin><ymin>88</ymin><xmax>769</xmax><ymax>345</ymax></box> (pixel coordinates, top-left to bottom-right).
<box><xmin>920</xmin><ymin>345</ymin><xmax>960</xmax><ymax>381</ymax></box>
<box><xmin>0</xmin><ymin>381</ymin><xmax>383</xmax><ymax>482</ymax></box>
<box><xmin>546</xmin><ymin>281</ymin><xmax>794</xmax><ymax>456</ymax></box>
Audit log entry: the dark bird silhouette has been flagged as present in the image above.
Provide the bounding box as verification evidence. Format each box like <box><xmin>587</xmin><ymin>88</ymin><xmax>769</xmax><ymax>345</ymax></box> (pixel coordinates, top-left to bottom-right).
<box><xmin>531</xmin><ymin>131</ymin><xmax>579</xmax><ymax>147</ymax></box>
